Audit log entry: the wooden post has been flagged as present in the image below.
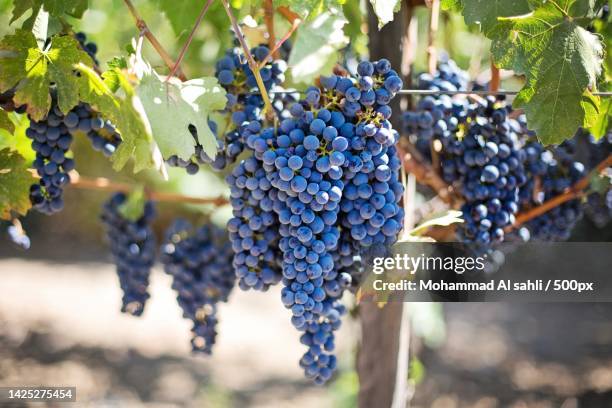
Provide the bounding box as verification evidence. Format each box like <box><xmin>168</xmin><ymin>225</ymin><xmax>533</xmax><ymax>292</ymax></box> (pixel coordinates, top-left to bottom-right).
<box><xmin>358</xmin><ymin>4</ymin><xmax>409</xmax><ymax>408</ymax></box>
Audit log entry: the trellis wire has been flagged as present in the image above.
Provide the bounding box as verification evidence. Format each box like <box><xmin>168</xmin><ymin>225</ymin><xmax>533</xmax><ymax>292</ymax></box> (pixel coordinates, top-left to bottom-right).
<box><xmin>259</xmin><ymin>89</ymin><xmax>612</xmax><ymax>96</ymax></box>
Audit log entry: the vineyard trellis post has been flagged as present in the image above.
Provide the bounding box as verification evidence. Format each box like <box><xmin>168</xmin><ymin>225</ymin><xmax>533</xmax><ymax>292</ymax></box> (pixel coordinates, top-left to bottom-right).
<box><xmin>357</xmin><ymin>5</ymin><xmax>410</xmax><ymax>408</ymax></box>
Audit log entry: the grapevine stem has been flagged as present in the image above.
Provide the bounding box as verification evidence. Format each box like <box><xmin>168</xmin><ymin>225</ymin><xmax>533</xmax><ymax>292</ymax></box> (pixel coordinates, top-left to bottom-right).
<box><xmin>122</xmin><ymin>0</ymin><xmax>187</xmax><ymax>81</ymax></box>
<box><xmin>69</xmin><ymin>173</ymin><xmax>228</xmax><ymax>206</ymax></box>
<box><xmin>220</xmin><ymin>0</ymin><xmax>275</xmax><ymax>120</ymax></box>
<box><xmin>398</xmin><ymin>139</ymin><xmax>458</xmax><ymax>205</ymax></box>
<box><xmin>263</xmin><ymin>0</ymin><xmax>277</xmax><ymax>58</ymax></box>
<box><xmin>427</xmin><ymin>0</ymin><xmax>440</xmax><ymax>75</ymax></box>
<box><xmin>258</xmin><ymin>16</ymin><xmax>301</xmax><ymax>69</ymax></box>
<box><xmin>166</xmin><ymin>0</ymin><xmax>215</xmax><ymax>82</ymax></box>
<box><xmin>490</xmin><ymin>60</ymin><xmax>500</xmax><ymax>92</ymax></box>
<box><xmin>510</xmin><ymin>154</ymin><xmax>612</xmax><ymax>229</ymax></box>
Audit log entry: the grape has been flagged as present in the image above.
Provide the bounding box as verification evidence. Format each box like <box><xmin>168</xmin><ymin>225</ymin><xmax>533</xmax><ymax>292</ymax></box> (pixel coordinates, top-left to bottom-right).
<box><xmin>160</xmin><ymin>220</ymin><xmax>236</xmax><ymax>354</ymax></box>
<box><xmin>101</xmin><ymin>193</ymin><xmax>156</xmax><ymax>317</ymax></box>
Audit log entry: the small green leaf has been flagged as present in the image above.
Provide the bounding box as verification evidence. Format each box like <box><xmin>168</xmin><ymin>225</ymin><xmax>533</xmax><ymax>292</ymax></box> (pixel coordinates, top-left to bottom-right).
<box><xmin>409</xmin><ymin>210</ymin><xmax>464</xmax><ymax>236</ymax></box>
<box><xmin>369</xmin><ymin>0</ymin><xmax>401</xmax><ymax>29</ymax></box>
<box><xmin>0</xmin><ymin>30</ymin><xmax>94</xmax><ymax>121</ymax></box>
<box><xmin>153</xmin><ymin>0</ymin><xmax>202</xmax><ymax>36</ymax></box>
<box><xmin>136</xmin><ymin>72</ymin><xmax>226</xmax><ymax>162</ymax></box>
<box><xmin>589</xmin><ymin>87</ymin><xmax>611</xmax><ymax>139</ymax></box>
<box><xmin>0</xmin><ymin>112</ymin><xmax>35</xmax><ymax>161</ymax></box>
<box><xmin>118</xmin><ymin>186</ymin><xmax>146</xmax><ymax>222</ymax></box>
<box><xmin>0</xmin><ymin>148</ymin><xmax>35</xmax><ymax>219</ymax></box>
<box><xmin>288</xmin><ymin>11</ymin><xmax>349</xmax><ymax>84</ymax></box>
<box><xmin>589</xmin><ymin>172</ymin><xmax>611</xmax><ymax>194</ymax></box>
<box><xmin>0</xmin><ymin>110</ymin><xmax>15</xmax><ymax>134</ymax></box>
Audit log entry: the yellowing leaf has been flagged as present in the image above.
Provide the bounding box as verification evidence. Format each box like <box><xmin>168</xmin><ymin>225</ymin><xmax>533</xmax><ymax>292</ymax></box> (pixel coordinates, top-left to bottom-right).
<box><xmin>0</xmin><ymin>148</ymin><xmax>35</xmax><ymax>219</ymax></box>
<box><xmin>0</xmin><ymin>30</ymin><xmax>94</xmax><ymax>121</ymax></box>
<box><xmin>75</xmin><ymin>64</ymin><xmax>165</xmax><ymax>176</ymax></box>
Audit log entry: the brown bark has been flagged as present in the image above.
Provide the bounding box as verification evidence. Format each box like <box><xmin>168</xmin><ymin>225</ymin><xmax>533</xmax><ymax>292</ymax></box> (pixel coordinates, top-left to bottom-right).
<box><xmin>358</xmin><ymin>5</ymin><xmax>409</xmax><ymax>408</ymax></box>
<box><xmin>357</xmin><ymin>302</ymin><xmax>405</xmax><ymax>408</ymax></box>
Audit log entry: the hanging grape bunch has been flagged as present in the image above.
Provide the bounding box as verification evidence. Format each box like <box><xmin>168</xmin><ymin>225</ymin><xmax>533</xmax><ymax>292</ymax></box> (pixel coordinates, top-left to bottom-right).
<box><xmin>160</xmin><ymin>220</ymin><xmax>236</xmax><ymax>354</ymax></box>
<box><xmin>101</xmin><ymin>193</ymin><xmax>156</xmax><ymax>316</ymax></box>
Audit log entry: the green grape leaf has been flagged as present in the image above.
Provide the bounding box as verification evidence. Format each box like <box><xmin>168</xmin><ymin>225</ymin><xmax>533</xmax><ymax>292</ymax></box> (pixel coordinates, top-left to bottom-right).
<box><xmin>0</xmin><ymin>30</ymin><xmax>94</xmax><ymax>121</ymax></box>
<box><xmin>460</xmin><ymin>0</ymin><xmax>533</xmax><ymax>34</ymax></box>
<box><xmin>118</xmin><ymin>185</ymin><xmax>146</xmax><ymax>222</ymax></box>
<box><xmin>589</xmin><ymin>172</ymin><xmax>611</xmax><ymax>194</ymax></box>
<box><xmin>408</xmin><ymin>210</ymin><xmax>464</xmax><ymax>236</ymax></box>
<box><xmin>153</xmin><ymin>0</ymin><xmax>201</xmax><ymax>36</ymax></box>
<box><xmin>0</xmin><ymin>112</ymin><xmax>35</xmax><ymax>161</ymax></box>
<box><xmin>11</xmin><ymin>0</ymin><xmax>88</xmax><ymax>28</ymax></box>
<box><xmin>0</xmin><ymin>110</ymin><xmax>15</xmax><ymax>134</ymax></box>
<box><xmin>441</xmin><ymin>0</ymin><xmax>462</xmax><ymax>11</ymax></box>
<box><xmin>0</xmin><ymin>148</ymin><xmax>34</xmax><ymax>219</ymax></box>
<box><xmin>75</xmin><ymin>64</ymin><xmax>166</xmax><ymax>175</ymax></box>
<box><xmin>136</xmin><ymin>70</ymin><xmax>226</xmax><ymax>162</ymax></box>
<box><xmin>369</xmin><ymin>0</ymin><xmax>401</xmax><ymax>29</ymax></box>
<box><xmin>276</xmin><ymin>0</ymin><xmax>344</xmax><ymax>20</ymax></box>
<box><xmin>489</xmin><ymin>1</ymin><xmax>604</xmax><ymax>144</ymax></box>
<box><xmin>589</xmin><ymin>95</ymin><xmax>611</xmax><ymax>139</ymax></box>
<box><xmin>288</xmin><ymin>11</ymin><xmax>348</xmax><ymax>83</ymax></box>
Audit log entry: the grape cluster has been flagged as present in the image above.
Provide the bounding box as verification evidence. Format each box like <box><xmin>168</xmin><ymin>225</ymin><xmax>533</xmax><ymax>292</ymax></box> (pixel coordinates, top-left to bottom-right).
<box><xmin>26</xmin><ymin>95</ymin><xmax>76</xmax><ymax>214</ymax></box>
<box><xmin>160</xmin><ymin>220</ymin><xmax>235</xmax><ymax>354</ymax></box>
<box><xmin>226</xmin><ymin>152</ymin><xmax>283</xmax><ymax>291</ymax></box>
<box><xmin>20</xmin><ymin>34</ymin><xmax>121</xmax><ymax>214</ymax></box>
<box><xmin>226</xmin><ymin>59</ymin><xmax>404</xmax><ymax>384</ymax></box>
<box><xmin>166</xmin><ymin>45</ymin><xmax>288</xmax><ymax>174</ymax></box>
<box><xmin>101</xmin><ymin>193</ymin><xmax>156</xmax><ymax>316</ymax></box>
<box><xmin>26</xmin><ymin>95</ymin><xmax>121</xmax><ymax>214</ymax></box>
<box><xmin>519</xmin><ymin>139</ymin><xmax>586</xmax><ymax>241</ymax></box>
<box><xmin>440</xmin><ymin>97</ymin><xmax>527</xmax><ymax>250</ymax></box>
<box><xmin>403</xmin><ymin>58</ymin><xmax>470</xmax><ymax>159</ymax></box>
<box><xmin>416</xmin><ymin>55</ymin><xmax>469</xmax><ymax>92</ymax></box>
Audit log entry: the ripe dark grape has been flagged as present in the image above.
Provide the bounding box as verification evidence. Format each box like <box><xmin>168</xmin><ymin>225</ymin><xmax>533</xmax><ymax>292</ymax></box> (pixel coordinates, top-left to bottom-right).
<box><xmin>101</xmin><ymin>193</ymin><xmax>156</xmax><ymax>316</ymax></box>
<box><xmin>160</xmin><ymin>220</ymin><xmax>235</xmax><ymax>354</ymax></box>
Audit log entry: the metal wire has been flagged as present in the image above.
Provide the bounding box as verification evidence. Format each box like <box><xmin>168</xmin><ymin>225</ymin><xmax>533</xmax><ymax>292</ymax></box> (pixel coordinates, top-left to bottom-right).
<box><xmin>263</xmin><ymin>89</ymin><xmax>612</xmax><ymax>97</ymax></box>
